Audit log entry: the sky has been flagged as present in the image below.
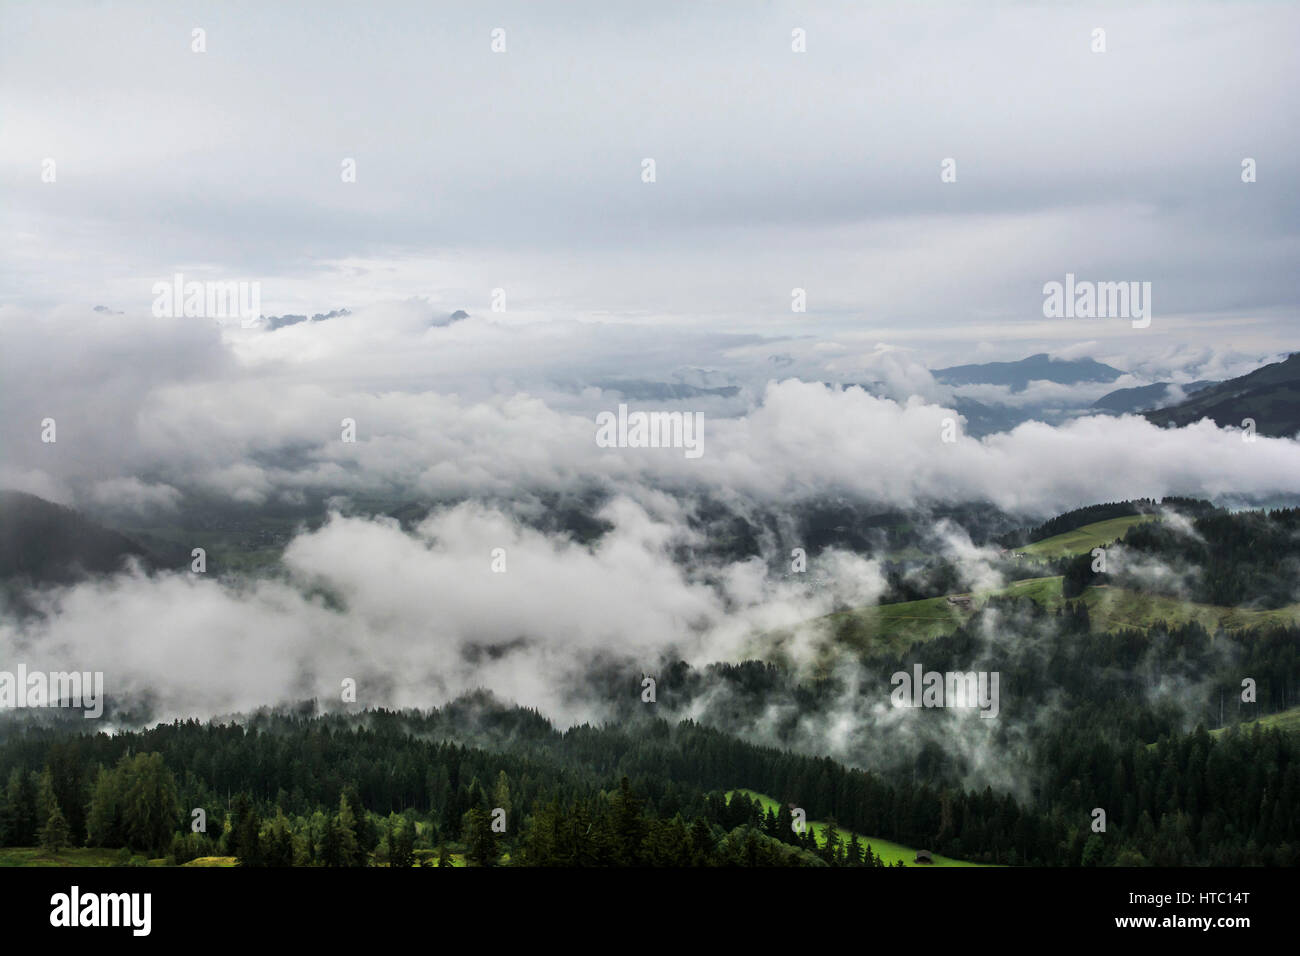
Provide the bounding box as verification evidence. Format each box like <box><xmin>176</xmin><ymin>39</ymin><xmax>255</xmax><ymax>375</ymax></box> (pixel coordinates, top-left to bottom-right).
<box><xmin>2</xmin><ymin>0</ymin><xmax>1297</xmax><ymax>359</ymax></box>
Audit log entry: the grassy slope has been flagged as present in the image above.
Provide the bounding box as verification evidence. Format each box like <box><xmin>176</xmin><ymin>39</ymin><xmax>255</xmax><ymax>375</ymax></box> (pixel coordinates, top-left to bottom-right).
<box><xmin>825</xmin><ymin>596</ymin><xmax>965</xmax><ymax>655</ymax></box>
<box><xmin>984</xmin><ymin>577</ymin><xmax>1300</xmax><ymax>635</ymax></box>
<box><xmin>831</xmin><ymin>574</ymin><xmax>1300</xmax><ymax>654</ymax></box>
<box><xmin>825</xmin><ymin>515</ymin><xmax>1160</xmax><ymax>654</ymax></box>
<box><xmin>1067</xmin><ymin>584</ymin><xmax>1300</xmax><ymax>633</ymax></box>
<box><xmin>1143</xmin><ymin>704</ymin><xmax>1300</xmax><ymax>750</ymax></box>
<box><xmin>1020</xmin><ymin>514</ymin><xmax>1157</xmax><ymax>558</ymax></box>
<box><xmin>0</xmin><ymin>847</ymin><xmax>169</xmax><ymax>867</ymax></box>
<box><xmin>727</xmin><ymin>789</ymin><xmax>990</xmax><ymax>867</ymax></box>
<box><xmin>0</xmin><ymin>849</ymin><xmax>473</xmax><ymax>867</ymax></box>
<box><xmin>830</xmin><ymin>576</ymin><xmax>1063</xmax><ymax>654</ymax></box>
<box><xmin>1210</xmin><ymin>705</ymin><xmax>1300</xmax><ymax>738</ymax></box>
<box><xmin>822</xmin><ymin>518</ymin><xmax>1158</xmax><ymax>653</ymax></box>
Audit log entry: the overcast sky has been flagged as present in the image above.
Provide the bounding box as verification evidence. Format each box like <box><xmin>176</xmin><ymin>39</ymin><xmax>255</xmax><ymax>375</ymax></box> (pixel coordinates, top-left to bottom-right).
<box><xmin>3</xmin><ymin>0</ymin><xmax>1296</xmax><ymax>356</ymax></box>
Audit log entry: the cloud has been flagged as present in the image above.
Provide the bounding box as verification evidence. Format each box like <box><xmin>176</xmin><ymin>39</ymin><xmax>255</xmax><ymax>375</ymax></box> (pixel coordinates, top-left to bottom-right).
<box><xmin>88</xmin><ymin>477</ymin><xmax>182</xmax><ymax>514</ymax></box>
<box><xmin>0</xmin><ymin>498</ymin><xmax>882</xmax><ymax>725</ymax></box>
<box><xmin>4</xmin><ymin>302</ymin><xmax>1300</xmax><ymax>521</ymax></box>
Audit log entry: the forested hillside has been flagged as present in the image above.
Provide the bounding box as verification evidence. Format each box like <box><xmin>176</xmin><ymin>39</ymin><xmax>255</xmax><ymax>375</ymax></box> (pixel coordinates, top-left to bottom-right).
<box><xmin>2</xmin><ymin>624</ymin><xmax>1297</xmax><ymax>869</ymax></box>
<box><xmin>1063</xmin><ymin>506</ymin><xmax>1300</xmax><ymax>607</ymax></box>
<box><xmin>0</xmin><ymin>491</ymin><xmax>154</xmax><ymax>583</ymax></box>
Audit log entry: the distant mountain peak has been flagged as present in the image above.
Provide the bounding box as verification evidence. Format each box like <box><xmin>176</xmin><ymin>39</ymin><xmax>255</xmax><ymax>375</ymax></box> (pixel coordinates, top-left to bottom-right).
<box><xmin>431</xmin><ymin>309</ymin><xmax>471</xmax><ymax>327</ymax></box>
<box><xmin>260</xmin><ymin>308</ymin><xmax>351</xmax><ymax>331</ymax></box>
<box><xmin>933</xmin><ymin>353</ymin><xmax>1123</xmax><ymax>391</ymax></box>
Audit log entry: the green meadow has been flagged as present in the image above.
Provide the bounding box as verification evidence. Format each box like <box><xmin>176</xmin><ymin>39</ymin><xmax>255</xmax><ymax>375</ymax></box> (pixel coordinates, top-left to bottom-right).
<box><xmin>829</xmin><ymin>572</ymin><xmax>1300</xmax><ymax>656</ymax></box>
<box><xmin>1211</xmin><ymin>705</ymin><xmax>1300</xmax><ymax>738</ymax></box>
<box><xmin>1020</xmin><ymin>515</ymin><xmax>1158</xmax><ymax>558</ymax></box>
<box><xmin>727</xmin><ymin>789</ymin><xmax>990</xmax><ymax>867</ymax></box>
<box><xmin>0</xmin><ymin>847</ymin><xmax>165</xmax><ymax>867</ymax></box>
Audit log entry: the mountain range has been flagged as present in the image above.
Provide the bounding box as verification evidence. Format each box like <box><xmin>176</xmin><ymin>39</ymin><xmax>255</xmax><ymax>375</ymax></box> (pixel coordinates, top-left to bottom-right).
<box><xmin>1144</xmin><ymin>352</ymin><xmax>1300</xmax><ymax>438</ymax></box>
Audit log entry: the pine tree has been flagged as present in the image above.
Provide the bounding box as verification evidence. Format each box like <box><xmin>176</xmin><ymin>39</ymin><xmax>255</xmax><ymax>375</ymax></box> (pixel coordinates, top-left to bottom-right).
<box><xmin>118</xmin><ymin>754</ymin><xmax>179</xmax><ymax>855</ymax></box>
<box><xmin>334</xmin><ymin>793</ymin><xmax>364</xmax><ymax>867</ymax></box>
<box><xmin>0</xmin><ymin>769</ymin><xmax>40</xmax><ymax>846</ymax></box>
<box><xmin>821</xmin><ymin>820</ymin><xmax>840</xmax><ymax>865</ymax></box>
<box><xmin>776</xmin><ymin>804</ymin><xmax>795</xmax><ymax>845</ymax></box>
<box><xmin>688</xmin><ymin>817</ymin><xmax>713</xmax><ymax>866</ymax></box>
<box><xmin>319</xmin><ymin>817</ymin><xmax>343</xmax><ymax>867</ymax></box>
<box><xmin>388</xmin><ymin>819</ymin><xmax>415</xmax><ymax>868</ymax></box>
<box><xmin>341</xmin><ymin>786</ymin><xmax>374</xmax><ymax>861</ymax></box>
<box><xmin>609</xmin><ymin>777</ymin><xmax>646</xmax><ymax>866</ymax></box>
<box><xmin>492</xmin><ymin>770</ymin><xmax>512</xmax><ymax>824</ymax></box>
<box><xmin>39</xmin><ymin>802</ymin><xmax>71</xmax><ymax>853</ymax></box>
<box><xmin>461</xmin><ymin>808</ymin><xmax>497</xmax><ymax>867</ymax></box>
<box><xmin>846</xmin><ymin>831</ymin><xmax>864</xmax><ymax>867</ymax></box>
<box><xmin>231</xmin><ymin>794</ymin><xmax>263</xmax><ymax>867</ymax></box>
<box><xmin>263</xmin><ymin>811</ymin><xmax>295</xmax><ymax>867</ymax></box>
<box><xmin>85</xmin><ymin>766</ymin><xmax>125</xmax><ymax>849</ymax></box>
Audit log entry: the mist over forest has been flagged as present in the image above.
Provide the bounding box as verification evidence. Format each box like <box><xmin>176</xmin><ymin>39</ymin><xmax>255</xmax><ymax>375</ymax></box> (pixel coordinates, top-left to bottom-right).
<box><xmin>1</xmin><ymin>4</ymin><xmax>1297</xmax><ymax>910</ymax></box>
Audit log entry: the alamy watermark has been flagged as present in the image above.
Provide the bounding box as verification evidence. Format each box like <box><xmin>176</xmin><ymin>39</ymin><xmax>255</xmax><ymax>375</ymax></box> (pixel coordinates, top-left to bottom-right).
<box><xmin>891</xmin><ymin>664</ymin><xmax>999</xmax><ymax>718</ymax></box>
<box><xmin>151</xmin><ymin>273</ymin><xmax>261</xmax><ymax>327</ymax></box>
<box><xmin>1043</xmin><ymin>273</ymin><xmax>1151</xmax><ymax>329</ymax></box>
<box><xmin>0</xmin><ymin>665</ymin><xmax>104</xmax><ymax>718</ymax></box>
<box><xmin>595</xmin><ymin>404</ymin><xmax>703</xmax><ymax>459</ymax></box>
<box><xmin>50</xmin><ymin>886</ymin><xmax>150</xmax><ymax>936</ymax></box>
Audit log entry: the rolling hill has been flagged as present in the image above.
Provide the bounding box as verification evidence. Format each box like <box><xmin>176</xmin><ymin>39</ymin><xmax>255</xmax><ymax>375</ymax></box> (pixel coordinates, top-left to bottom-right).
<box><xmin>0</xmin><ymin>491</ymin><xmax>156</xmax><ymax>583</ymax></box>
<box><xmin>1092</xmin><ymin>380</ymin><xmax>1216</xmax><ymax>414</ymax></box>
<box><xmin>1019</xmin><ymin>514</ymin><xmax>1158</xmax><ymax>558</ymax></box>
<box><xmin>828</xmin><ymin>574</ymin><xmax>1300</xmax><ymax>654</ymax></box>
<box><xmin>1144</xmin><ymin>352</ymin><xmax>1300</xmax><ymax>438</ymax></box>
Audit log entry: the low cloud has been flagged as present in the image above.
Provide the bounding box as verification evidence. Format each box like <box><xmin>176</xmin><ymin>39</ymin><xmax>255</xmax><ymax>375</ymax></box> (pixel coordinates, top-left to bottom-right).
<box><xmin>4</xmin><ymin>303</ymin><xmax>1300</xmax><ymax>522</ymax></box>
<box><xmin>0</xmin><ymin>499</ymin><xmax>883</xmax><ymax>725</ymax></box>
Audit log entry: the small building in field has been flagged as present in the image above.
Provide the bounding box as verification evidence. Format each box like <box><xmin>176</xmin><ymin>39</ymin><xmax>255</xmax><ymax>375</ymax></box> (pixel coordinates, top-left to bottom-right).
<box><xmin>914</xmin><ymin>849</ymin><xmax>933</xmax><ymax>864</ymax></box>
<box><xmin>945</xmin><ymin>595</ymin><xmax>973</xmax><ymax>611</ymax></box>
